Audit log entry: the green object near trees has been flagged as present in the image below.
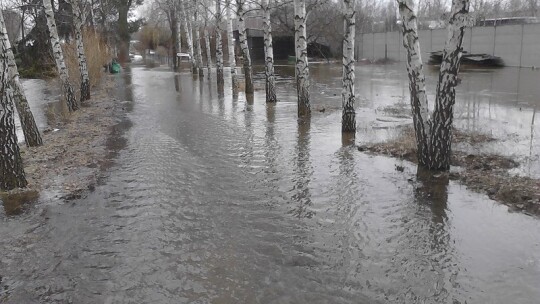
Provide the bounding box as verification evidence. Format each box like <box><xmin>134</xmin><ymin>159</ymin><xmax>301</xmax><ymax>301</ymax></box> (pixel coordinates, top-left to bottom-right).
<box><xmin>111</xmin><ymin>62</ymin><xmax>121</xmax><ymax>74</ymax></box>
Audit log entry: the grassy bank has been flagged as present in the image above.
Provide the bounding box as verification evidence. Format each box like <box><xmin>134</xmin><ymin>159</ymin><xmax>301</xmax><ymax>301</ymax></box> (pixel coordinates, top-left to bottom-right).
<box><xmin>359</xmin><ymin>127</ymin><xmax>540</xmax><ymax>216</ymax></box>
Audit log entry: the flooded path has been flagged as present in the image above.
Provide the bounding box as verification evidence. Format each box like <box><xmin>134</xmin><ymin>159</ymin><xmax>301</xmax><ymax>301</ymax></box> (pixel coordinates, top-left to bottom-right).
<box><xmin>1</xmin><ymin>65</ymin><xmax>540</xmax><ymax>304</ymax></box>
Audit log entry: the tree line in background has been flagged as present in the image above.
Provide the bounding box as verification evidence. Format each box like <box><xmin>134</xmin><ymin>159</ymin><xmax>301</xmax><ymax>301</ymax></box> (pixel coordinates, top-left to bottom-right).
<box><xmin>137</xmin><ymin>0</ymin><xmax>473</xmax><ymax>171</ymax></box>
<box><xmin>0</xmin><ymin>0</ymin><xmax>523</xmax><ymax>192</ymax></box>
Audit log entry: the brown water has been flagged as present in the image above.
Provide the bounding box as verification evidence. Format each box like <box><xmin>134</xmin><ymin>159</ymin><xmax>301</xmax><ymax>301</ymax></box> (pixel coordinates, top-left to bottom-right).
<box><xmin>1</xmin><ymin>64</ymin><xmax>539</xmax><ymax>304</ymax></box>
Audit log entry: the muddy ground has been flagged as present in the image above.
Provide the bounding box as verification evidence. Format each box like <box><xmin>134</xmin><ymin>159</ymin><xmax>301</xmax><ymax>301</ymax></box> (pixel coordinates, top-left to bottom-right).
<box><xmin>359</xmin><ymin>126</ymin><xmax>540</xmax><ymax>216</ymax></box>
<box><xmin>1</xmin><ymin>77</ymin><xmax>127</xmax><ymax>214</ymax></box>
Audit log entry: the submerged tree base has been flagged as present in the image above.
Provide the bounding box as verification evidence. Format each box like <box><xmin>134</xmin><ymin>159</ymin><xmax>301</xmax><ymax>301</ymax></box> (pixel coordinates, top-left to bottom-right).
<box><xmin>359</xmin><ymin>126</ymin><xmax>540</xmax><ymax>216</ymax></box>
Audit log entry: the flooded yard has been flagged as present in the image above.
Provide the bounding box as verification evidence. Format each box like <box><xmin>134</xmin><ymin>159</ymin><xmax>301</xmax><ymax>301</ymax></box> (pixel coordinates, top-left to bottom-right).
<box><xmin>0</xmin><ymin>63</ymin><xmax>539</xmax><ymax>303</ymax></box>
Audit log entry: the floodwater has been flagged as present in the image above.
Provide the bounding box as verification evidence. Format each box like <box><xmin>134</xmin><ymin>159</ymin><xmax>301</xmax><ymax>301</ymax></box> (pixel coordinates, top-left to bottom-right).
<box><xmin>1</xmin><ymin>63</ymin><xmax>539</xmax><ymax>304</ymax></box>
<box><xmin>13</xmin><ymin>79</ymin><xmax>58</xmax><ymax>141</ymax></box>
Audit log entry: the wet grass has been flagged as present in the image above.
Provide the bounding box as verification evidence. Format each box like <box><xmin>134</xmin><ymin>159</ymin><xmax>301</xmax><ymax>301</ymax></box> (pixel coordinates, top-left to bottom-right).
<box><xmin>17</xmin><ymin>78</ymin><xmax>127</xmax><ymax>204</ymax></box>
<box><xmin>359</xmin><ymin>126</ymin><xmax>540</xmax><ymax>216</ymax></box>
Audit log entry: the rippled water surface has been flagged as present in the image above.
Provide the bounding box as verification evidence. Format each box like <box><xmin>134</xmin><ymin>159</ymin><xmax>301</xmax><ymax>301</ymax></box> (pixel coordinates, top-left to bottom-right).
<box><xmin>1</xmin><ymin>64</ymin><xmax>539</xmax><ymax>304</ymax></box>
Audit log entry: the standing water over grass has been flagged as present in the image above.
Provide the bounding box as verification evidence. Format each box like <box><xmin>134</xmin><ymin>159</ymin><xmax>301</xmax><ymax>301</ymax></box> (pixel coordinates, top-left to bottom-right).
<box><xmin>0</xmin><ymin>64</ymin><xmax>539</xmax><ymax>303</ymax></box>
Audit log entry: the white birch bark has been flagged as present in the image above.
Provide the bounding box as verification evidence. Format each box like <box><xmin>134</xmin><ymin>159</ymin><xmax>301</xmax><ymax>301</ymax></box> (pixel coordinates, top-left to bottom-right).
<box><xmin>398</xmin><ymin>0</ymin><xmax>470</xmax><ymax>170</ymax></box>
<box><xmin>429</xmin><ymin>0</ymin><xmax>470</xmax><ymax>169</ymax></box>
<box><xmin>262</xmin><ymin>0</ymin><xmax>276</xmax><ymax>103</ymax></box>
<box><xmin>397</xmin><ymin>0</ymin><xmax>430</xmax><ymax>163</ymax></box>
<box><xmin>193</xmin><ymin>11</ymin><xmax>204</xmax><ymax>76</ymax></box>
<box><xmin>294</xmin><ymin>0</ymin><xmax>310</xmax><ymax>116</ymax></box>
<box><xmin>236</xmin><ymin>0</ymin><xmax>254</xmax><ymax>94</ymax></box>
<box><xmin>43</xmin><ymin>0</ymin><xmax>78</xmax><ymax>111</ymax></box>
<box><xmin>71</xmin><ymin>0</ymin><xmax>91</xmax><ymax>101</ymax></box>
<box><xmin>0</xmin><ymin>35</ymin><xmax>27</xmax><ymax>190</ymax></box>
<box><xmin>0</xmin><ymin>10</ymin><xmax>42</xmax><ymax>147</ymax></box>
<box><xmin>215</xmin><ymin>0</ymin><xmax>224</xmax><ymax>85</ymax></box>
<box><xmin>204</xmin><ymin>27</ymin><xmax>213</xmax><ymax>72</ymax></box>
<box><xmin>341</xmin><ymin>0</ymin><xmax>355</xmax><ymax>132</ymax></box>
<box><xmin>226</xmin><ymin>0</ymin><xmax>238</xmax><ymax>90</ymax></box>
<box><xmin>176</xmin><ymin>17</ymin><xmax>182</xmax><ymax>68</ymax></box>
<box><xmin>181</xmin><ymin>4</ymin><xmax>196</xmax><ymax>72</ymax></box>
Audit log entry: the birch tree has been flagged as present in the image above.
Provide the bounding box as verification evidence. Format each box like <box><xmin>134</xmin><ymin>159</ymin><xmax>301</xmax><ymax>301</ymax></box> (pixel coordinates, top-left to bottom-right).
<box><xmin>398</xmin><ymin>0</ymin><xmax>470</xmax><ymax>170</ymax></box>
<box><xmin>193</xmin><ymin>10</ymin><xmax>204</xmax><ymax>76</ymax></box>
<box><xmin>176</xmin><ymin>15</ymin><xmax>182</xmax><ymax>70</ymax></box>
<box><xmin>236</xmin><ymin>0</ymin><xmax>254</xmax><ymax>94</ymax></box>
<box><xmin>1</xmin><ymin>34</ymin><xmax>27</xmax><ymax>190</ymax></box>
<box><xmin>0</xmin><ymin>10</ymin><xmax>42</xmax><ymax>147</ymax></box>
<box><xmin>71</xmin><ymin>0</ymin><xmax>91</xmax><ymax>101</ymax></box>
<box><xmin>215</xmin><ymin>0</ymin><xmax>225</xmax><ymax>85</ymax></box>
<box><xmin>341</xmin><ymin>0</ymin><xmax>356</xmax><ymax>133</ymax></box>
<box><xmin>262</xmin><ymin>0</ymin><xmax>276</xmax><ymax>103</ymax></box>
<box><xmin>43</xmin><ymin>0</ymin><xmax>78</xmax><ymax>112</ymax></box>
<box><xmin>170</xmin><ymin>6</ymin><xmax>180</xmax><ymax>72</ymax></box>
<box><xmin>226</xmin><ymin>0</ymin><xmax>238</xmax><ymax>89</ymax></box>
<box><xmin>294</xmin><ymin>0</ymin><xmax>310</xmax><ymax>116</ymax></box>
<box><xmin>181</xmin><ymin>3</ymin><xmax>196</xmax><ymax>72</ymax></box>
<box><xmin>204</xmin><ymin>25</ymin><xmax>213</xmax><ymax>73</ymax></box>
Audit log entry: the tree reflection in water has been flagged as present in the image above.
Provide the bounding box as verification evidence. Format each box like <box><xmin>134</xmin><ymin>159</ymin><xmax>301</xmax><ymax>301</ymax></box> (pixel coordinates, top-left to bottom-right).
<box><xmin>290</xmin><ymin>117</ymin><xmax>314</xmax><ymax>218</ymax></box>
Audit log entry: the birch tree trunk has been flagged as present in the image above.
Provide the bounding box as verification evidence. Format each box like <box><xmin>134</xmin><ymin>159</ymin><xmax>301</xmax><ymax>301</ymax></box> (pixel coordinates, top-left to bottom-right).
<box><xmin>236</xmin><ymin>0</ymin><xmax>254</xmax><ymax>94</ymax></box>
<box><xmin>193</xmin><ymin>11</ymin><xmax>204</xmax><ymax>76</ymax></box>
<box><xmin>181</xmin><ymin>4</ymin><xmax>196</xmax><ymax>73</ymax></box>
<box><xmin>226</xmin><ymin>0</ymin><xmax>238</xmax><ymax>90</ymax></box>
<box><xmin>0</xmin><ymin>39</ymin><xmax>27</xmax><ymax>190</ymax></box>
<box><xmin>204</xmin><ymin>27</ymin><xmax>213</xmax><ymax>72</ymax></box>
<box><xmin>398</xmin><ymin>0</ymin><xmax>470</xmax><ymax>170</ymax></box>
<box><xmin>429</xmin><ymin>0</ymin><xmax>470</xmax><ymax>170</ymax></box>
<box><xmin>43</xmin><ymin>0</ymin><xmax>78</xmax><ymax>112</ymax></box>
<box><xmin>171</xmin><ymin>8</ymin><xmax>179</xmax><ymax>72</ymax></box>
<box><xmin>262</xmin><ymin>0</ymin><xmax>276</xmax><ymax>103</ymax></box>
<box><xmin>294</xmin><ymin>0</ymin><xmax>310</xmax><ymax>116</ymax></box>
<box><xmin>215</xmin><ymin>0</ymin><xmax>224</xmax><ymax>85</ymax></box>
<box><xmin>71</xmin><ymin>0</ymin><xmax>91</xmax><ymax>101</ymax></box>
<box><xmin>398</xmin><ymin>0</ymin><xmax>431</xmax><ymax>165</ymax></box>
<box><xmin>176</xmin><ymin>17</ymin><xmax>182</xmax><ymax>69</ymax></box>
<box><xmin>0</xmin><ymin>10</ymin><xmax>42</xmax><ymax>147</ymax></box>
<box><xmin>341</xmin><ymin>0</ymin><xmax>356</xmax><ymax>132</ymax></box>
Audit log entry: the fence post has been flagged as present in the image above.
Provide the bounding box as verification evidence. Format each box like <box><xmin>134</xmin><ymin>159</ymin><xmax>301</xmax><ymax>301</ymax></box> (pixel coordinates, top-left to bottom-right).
<box><xmin>493</xmin><ymin>25</ymin><xmax>497</xmax><ymax>56</ymax></box>
<box><xmin>372</xmin><ymin>32</ymin><xmax>375</xmax><ymax>60</ymax></box>
<box><xmin>469</xmin><ymin>27</ymin><xmax>473</xmax><ymax>53</ymax></box>
<box><xmin>519</xmin><ymin>24</ymin><xmax>525</xmax><ymax>67</ymax></box>
<box><xmin>385</xmin><ymin>30</ymin><xmax>388</xmax><ymax>60</ymax></box>
<box><xmin>430</xmin><ymin>29</ymin><xmax>433</xmax><ymax>53</ymax></box>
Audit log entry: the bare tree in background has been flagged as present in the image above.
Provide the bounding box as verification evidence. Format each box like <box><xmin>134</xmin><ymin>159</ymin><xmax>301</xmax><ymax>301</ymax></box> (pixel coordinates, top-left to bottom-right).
<box><xmin>181</xmin><ymin>2</ymin><xmax>196</xmax><ymax>72</ymax></box>
<box><xmin>203</xmin><ymin>19</ymin><xmax>213</xmax><ymax>75</ymax></box>
<box><xmin>193</xmin><ymin>9</ymin><xmax>204</xmax><ymax>76</ymax></box>
<box><xmin>398</xmin><ymin>0</ymin><xmax>471</xmax><ymax>170</ymax></box>
<box><xmin>43</xmin><ymin>0</ymin><xmax>78</xmax><ymax>111</ymax></box>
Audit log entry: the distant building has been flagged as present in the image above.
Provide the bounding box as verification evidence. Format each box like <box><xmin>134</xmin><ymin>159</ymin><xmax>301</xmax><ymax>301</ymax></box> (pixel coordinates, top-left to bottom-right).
<box><xmin>476</xmin><ymin>17</ymin><xmax>540</xmax><ymax>26</ymax></box>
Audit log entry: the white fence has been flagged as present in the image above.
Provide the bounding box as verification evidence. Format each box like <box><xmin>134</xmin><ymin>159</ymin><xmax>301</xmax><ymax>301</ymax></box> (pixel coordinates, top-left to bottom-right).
<box><xmin>358</xmin><ymin>24</ymin><xmax>540</xmax><ymax>68</ymax></box>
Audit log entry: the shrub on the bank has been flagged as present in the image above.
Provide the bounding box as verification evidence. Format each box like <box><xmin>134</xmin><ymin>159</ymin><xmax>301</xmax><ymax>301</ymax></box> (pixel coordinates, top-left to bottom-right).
<box><xmin>63</xmin><ymin>28</ymin><xmax>112</xmax><ymax>94</ymax></box>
